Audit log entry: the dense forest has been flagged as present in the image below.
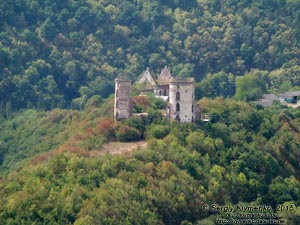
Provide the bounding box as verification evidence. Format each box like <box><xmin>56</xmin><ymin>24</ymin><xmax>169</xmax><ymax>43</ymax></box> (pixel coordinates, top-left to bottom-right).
<box><xmin>1</xmin><ymin>0</ymin><xmax>300</xmax><ymax>224</ymax></box>
<box><xmin>1</xmin><ymin>0</ymin><xmax>300</xmax><ymax>112</ymax></box>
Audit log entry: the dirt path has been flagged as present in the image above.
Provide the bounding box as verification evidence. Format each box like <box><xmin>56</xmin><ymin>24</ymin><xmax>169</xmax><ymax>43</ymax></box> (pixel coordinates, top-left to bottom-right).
<box><xmin>98</xmin><ymin>140</ymin><xmax>147</xmax><ymax>155</ymax></box>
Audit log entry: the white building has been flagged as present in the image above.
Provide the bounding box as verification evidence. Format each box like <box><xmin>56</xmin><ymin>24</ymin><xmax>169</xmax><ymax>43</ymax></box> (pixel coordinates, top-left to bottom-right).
<box><xmin>169</xmin><ymin>77</ymin><xmax>198</xmax><ymax>123</ymax></box>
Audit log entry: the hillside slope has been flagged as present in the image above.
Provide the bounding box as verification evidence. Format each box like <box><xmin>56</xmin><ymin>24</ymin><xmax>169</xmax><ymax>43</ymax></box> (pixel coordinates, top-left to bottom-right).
<box><xmin>0</xmin><ymin>98</ymin><xmax>300</xmax><ymax>224</ymax></box>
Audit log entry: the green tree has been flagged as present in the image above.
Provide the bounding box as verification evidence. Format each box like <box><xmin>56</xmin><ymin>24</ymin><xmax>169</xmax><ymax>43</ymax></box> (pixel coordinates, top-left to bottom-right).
<box><xmin>277</xmin><ymin>201</ymin><xmax>300</xmax><ymax>225</ymax></box>
<box><xmin>266</xmin><ymin>176</ymin><xmax>300</xmax><ymax>207</ymax></box>
<box><xmin>40</xmin><ymin>18</ymin><xmax>56</xmax><ymax>40</ymax></box>
<box><xmin>235</xmin><ymin>73</ymin><xmax>266</xmax><ymax>101</ymax></box>
<box><xmin>146</xmin><ymin>124</ymin><xmax>169</xmax><ymax>139</ymax></box>
<box><xmin>186</xmin><ymin>131</ymin><xmax>205</xmax><ymax>152</ymax></box>
<box><xmin>199</xmin><ymin>71</ymin><xmax>236</xmax><ymax>98</ymax></box>
<box><xmin>0</xmin><ymin>141</ymin><xmax>6</xmax><ymax>164</ymax></box>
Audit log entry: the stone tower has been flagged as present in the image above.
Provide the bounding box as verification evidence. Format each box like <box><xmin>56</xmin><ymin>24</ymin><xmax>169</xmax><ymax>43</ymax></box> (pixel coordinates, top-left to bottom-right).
<box><xmin>114</xmin><ymin>78</ymin><xmax>132</xmax><ymax>121</ymax></box>
<box><xmin>169</xmin><ymin>78</ymin><xmax>196</xmax><ymax>123</ymax></box>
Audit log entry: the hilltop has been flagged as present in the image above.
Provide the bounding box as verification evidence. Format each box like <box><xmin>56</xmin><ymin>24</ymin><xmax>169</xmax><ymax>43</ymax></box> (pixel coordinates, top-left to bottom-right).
<box><xmin>0</xmin><ymin>97</ymin><xmax>300</xmax><ymax>224</ymax></box>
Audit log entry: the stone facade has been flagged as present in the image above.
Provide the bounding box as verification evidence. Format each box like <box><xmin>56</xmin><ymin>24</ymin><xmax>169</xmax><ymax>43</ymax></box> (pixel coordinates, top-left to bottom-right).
<box><xmin>169</xmin><ymin>78</ymin><xmax>198</xmax><ymax>122</ymax></box>
<box><xmin>114</xmin><ymin>78</ymin><xmax>132</xmax><ymax>121</ymax></box>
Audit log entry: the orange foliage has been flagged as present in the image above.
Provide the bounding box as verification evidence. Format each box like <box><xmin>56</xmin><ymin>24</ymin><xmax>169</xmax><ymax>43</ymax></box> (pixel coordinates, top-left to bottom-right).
<box><xmin>67</xmin><ymin>146</ymin><xmax>90</xmax><ymax>157</ymax></box>
<box><xmin>73</xmin><ymin>134</ymin><xmax>84</xmax><ymax>141</ymax></box>
<box><xmin>159</xmin><ymin>160</ymin><xmax>175</xmax><ymax>176</ymax></box>
<box><xmin>84</xmin><ymin>127</ymin><xmax>95</xmax><ymax>136</ymax></box>
<box><xmin>56</xmin><ymin>142</ymin><xmax>90</xmax><ymax>157</ymax></box>
<box><xmin>30</xmin><ymin>154</ymin><xmax>48</xmax><ymax>166</ymax></box>
<box><xmin>132</xmin><ymin>96</ymin><xmax>150</xmax><ymax>108</ymax></box>
<box><xmin>96</xmin><ymin>119</ymin><xmax>116</xmax><ymax>141</ymax></box>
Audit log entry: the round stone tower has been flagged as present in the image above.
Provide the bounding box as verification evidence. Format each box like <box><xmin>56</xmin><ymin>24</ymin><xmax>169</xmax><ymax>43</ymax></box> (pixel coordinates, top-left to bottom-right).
<box><xmin>169</xmin><ymin>78</ymin><xmax>195</xmax><ymax>123</ymax></box>
<box><xmin>114</xmin><ymin>78</ymin><xmax>132</xmax><ymax>121</ymax></box>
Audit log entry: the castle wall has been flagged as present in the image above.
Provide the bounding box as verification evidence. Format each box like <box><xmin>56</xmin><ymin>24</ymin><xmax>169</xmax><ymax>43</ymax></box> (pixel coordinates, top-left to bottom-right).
<box><xmin>114</xmin><ymin>78</ymin><xmax>132</xmax><ymax>121</ymax></box>
<box><xmin>155</xmin><ymin>84</ymin><xmax>169</xmax><ymax>96</ymax></box>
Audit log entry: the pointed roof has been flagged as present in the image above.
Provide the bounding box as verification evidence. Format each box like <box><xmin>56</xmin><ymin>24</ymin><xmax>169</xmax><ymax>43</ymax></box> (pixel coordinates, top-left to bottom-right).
<box><xmin>157</xmin><ymin>66</ymin><xmax>173</xmax><ymax>85</ymax></box>
<box><xmin>136</xmin><ymin>67</ymin><xmax>157</xmax><ymax>87</ymax></box>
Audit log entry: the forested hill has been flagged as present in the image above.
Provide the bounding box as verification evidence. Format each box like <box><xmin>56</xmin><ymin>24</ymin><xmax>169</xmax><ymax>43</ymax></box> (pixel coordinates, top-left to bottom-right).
<box><xmin>1</xmin><ymin>97</ymin><xmax>300</xmax><ymax>224</ymax></box>
<box><xmin>1</xmin><ymin>0</ymin><xmax>300</xmax><ymax>111</ymax></box>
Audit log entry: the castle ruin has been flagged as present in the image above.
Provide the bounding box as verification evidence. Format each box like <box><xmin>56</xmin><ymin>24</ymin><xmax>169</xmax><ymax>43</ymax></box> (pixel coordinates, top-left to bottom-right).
<box><xmin>169</xmin><ymin>77</ymin><xmax>198</xmax><ymax>122</ymax></box>
<box><xmin>114</xmin><ymin>78</ymin><xmax>132</xmax><ymax>121</ymax></box>
<box><xmin>114</xmin><ymin>67</ymin><xmax>200</xmax><ymax>122</ymax></box>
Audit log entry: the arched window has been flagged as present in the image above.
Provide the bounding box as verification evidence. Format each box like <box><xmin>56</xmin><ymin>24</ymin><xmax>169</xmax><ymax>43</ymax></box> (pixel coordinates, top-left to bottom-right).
<box><xmin>192</xmin><ymin>105</ymin><xmax>194</xmax><ymax>113</ymax></box>
<box><xmin>176</xmin><ymin>103</ymin><xmax>180</xmax><ymax>112</ymax></box>
<box><xmin>176</xmin><ymin>91</ymin><xmax>180</xmax><ymax>101</ymax></box>
<box><xmin>116</xmin><ymin>89</ymin><xmax>119</xmax><ymax>97</ymax></box>
<box><xmin>159</xmin><ymin>90</ymin><xmax>162</xmax><ymax>96</ymax></box>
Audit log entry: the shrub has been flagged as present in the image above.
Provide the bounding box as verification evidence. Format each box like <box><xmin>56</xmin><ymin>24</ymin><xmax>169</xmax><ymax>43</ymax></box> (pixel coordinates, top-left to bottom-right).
<box><xmin>116</xmin><ymin>125</ymin><xmax>141</xmax><ymax>142</ymax></box>
<box><xmin>123</xmin><ymin>116</ymin><xmax>146</xmax><ymax>134</ymax></box>
<box><xmin>132</xmin><ymin>96</ymin><xmax>150</xmax><ymax>113</ymax></box>
<box><xmin>85</xmin><ymin>95</ymin><xmax>103</xmax><ymax>111</ymax></box>
<box><xmin>96</xmin><ymin>119</ymin><xmax>115</xmax><ymax>141</ymax></box>
<box><xmin>146</xmin><ymin>124</ymin><xmax>169</xmax><ymax>139</ymax></box>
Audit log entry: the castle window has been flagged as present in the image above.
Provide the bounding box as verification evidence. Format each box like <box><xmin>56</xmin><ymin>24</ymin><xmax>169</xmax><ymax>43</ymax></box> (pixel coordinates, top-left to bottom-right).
<box><xmin>159</xmin><ymin>90</ymin><xmax>162</xmax><ymax>96</ymax></box>
<box><xmin>192</xmin><ymin>105</ymin><xmax>194</xmax><ymax>113</ymax></box>
<box><xmin>116</xmin><ymin>89</ymin><xmax>119</xmax><ymax>97</ymax></box>
<box><xmin>176</xmin><ymin>91</ymin><xmax>180</xmax><ymax>101</ymax></box>
<box><xmin>176</xmin><ymin>103</ymin><xmax>180</xmax><ymax>112</ymax></box>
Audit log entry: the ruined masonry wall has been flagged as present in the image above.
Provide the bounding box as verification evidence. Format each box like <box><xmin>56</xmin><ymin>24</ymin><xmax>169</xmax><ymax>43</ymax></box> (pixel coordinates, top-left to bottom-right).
<box><xmin>169</xmin><ymin>80</ymin><xmax>195</xmax><ymax>123</ymax></box>
<box><xmin>114</xmin><ymin>79</ymin><xmax>131</xmax><ymax>121</ymax></box>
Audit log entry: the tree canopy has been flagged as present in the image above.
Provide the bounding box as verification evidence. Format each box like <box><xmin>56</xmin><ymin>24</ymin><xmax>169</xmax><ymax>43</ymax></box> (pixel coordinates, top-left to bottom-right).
<box><xmin>1</xmin><ymin>0</ymin><xmax>300</xmax><ymax>110</ymax></box>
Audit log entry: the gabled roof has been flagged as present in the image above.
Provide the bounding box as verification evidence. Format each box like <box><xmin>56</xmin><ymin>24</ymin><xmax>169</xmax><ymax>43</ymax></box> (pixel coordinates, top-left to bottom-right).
<box><xmin>278</xmin><ymin>91</ymin><xmax>300</xmax><ymax>98</ymax></box>
<box><xmin>157</xmin><ymin>66</ymin><xmax>173</xmax><ymax>85</ymax></box>
<box><xmin>136</xmin><ymin>67</ymin><xmax>157</xmax><ymax>87</ymax></box>
<box><xmin>263</xmin><ymin>94</ymin><xmax>279</xmax><ymax>101</ymax></box>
